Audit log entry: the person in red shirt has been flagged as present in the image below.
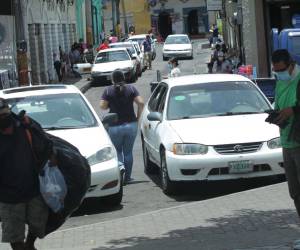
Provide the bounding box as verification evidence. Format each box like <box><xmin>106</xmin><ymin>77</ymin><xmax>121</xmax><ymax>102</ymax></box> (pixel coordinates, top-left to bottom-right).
<box><xmin>96</xmin><ymin>39</ymin><xmax>109</xmax><ymax>52</ymax></box>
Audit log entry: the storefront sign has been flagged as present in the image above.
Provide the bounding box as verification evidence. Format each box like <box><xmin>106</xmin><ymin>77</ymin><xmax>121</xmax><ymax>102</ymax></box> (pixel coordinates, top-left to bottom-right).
<box><xmin>207</xmin><ymin>0</ymin><xmax>222</xmax><ymax>11</ymax></box>
<box><xmin>292</xmin><ymin>14</ymin><xmax>300</xmax><ymax>28</ymax></box>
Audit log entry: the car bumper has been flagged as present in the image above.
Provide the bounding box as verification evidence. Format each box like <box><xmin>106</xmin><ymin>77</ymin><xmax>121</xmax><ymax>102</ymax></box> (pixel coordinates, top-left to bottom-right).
<box><xmin>85</xmin><ymin>158</ymin><xmax>122</xmax><ymax>198</ymax></box>
<box><xmin>91</xmin><ymin>72</ymin><xmax>112</xmax><ymax>83</ymax></box>
<box><xmin>163</xmin><ymin>51</ymin><xmax>192</xmax><ymax>58</ymax></box>
<box><xmin>165</xmin><ymin>145</ymin><xmax>284</xmax><ymax>181</ymax></box>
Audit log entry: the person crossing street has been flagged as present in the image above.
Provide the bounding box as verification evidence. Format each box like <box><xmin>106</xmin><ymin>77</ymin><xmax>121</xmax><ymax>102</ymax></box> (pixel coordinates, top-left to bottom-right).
<box><xmin>100</xmin><ymin>70</ymin><xmax>144</xmax><ymax>184</ymax></box>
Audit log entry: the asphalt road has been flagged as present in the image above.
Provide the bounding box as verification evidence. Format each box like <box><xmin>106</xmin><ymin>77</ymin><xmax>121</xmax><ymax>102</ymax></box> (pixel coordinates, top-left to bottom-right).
<box><xmin>60</xmin><ymin>40</ymin><xmax>284</xmax><ymax>230</ymax></box>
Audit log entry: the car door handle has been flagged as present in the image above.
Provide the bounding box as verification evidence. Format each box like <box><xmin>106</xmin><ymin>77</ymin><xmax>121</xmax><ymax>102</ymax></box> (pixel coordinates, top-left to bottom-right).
<box><xmin>148</xmin><ymin>123</ymin><xmax>151</xmax><ymax>129</ymax></box>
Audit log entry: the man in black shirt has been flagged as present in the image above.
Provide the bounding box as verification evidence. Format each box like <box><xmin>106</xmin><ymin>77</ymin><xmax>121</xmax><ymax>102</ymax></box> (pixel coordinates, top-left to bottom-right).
<box><xmin>100</xmin><ymin>70</ymin><xmax>144</xmax><ymax>184</ymax></box>
<box><xmin>0</xmin><ymin>98</ymin><xmax>48</xmax><ymax>250</ymax></box>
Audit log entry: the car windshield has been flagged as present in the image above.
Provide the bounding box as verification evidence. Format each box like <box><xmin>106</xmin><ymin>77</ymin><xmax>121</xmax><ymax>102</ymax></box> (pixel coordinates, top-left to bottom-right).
<box><xmin>95</xmin><ymin>50</ymin><xmax>129</xmax><ymax>63</ymax></box>
<box><xmin>110</xmin><ymin>44</ymin><xmax>136</xmax><ymax>55</ymax></box>
<box><xmin>167</xmin><ymin>81</ymin><xmax>271</xmax><ymax>120</ymax></box>
<box><xmin>165</xmin><ymin>36</ymin><xmax>190</xmax><ymax>44</ymax></box>
<box><xmin>7</xmin><ymin>93</ymin><xmax>98</xmax><ymax>129</ymax></box>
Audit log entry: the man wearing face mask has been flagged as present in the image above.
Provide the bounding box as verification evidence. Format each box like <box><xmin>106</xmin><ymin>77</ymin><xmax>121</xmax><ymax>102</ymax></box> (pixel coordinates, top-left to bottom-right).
<box><xmin>0</xmin><ymin>98</ymin><xmax>49</xmax><ymax>250</ymax></box>
<box><xmin>271</xmin><ymin>49</ymin><xmax>300</xmax><ymax>220</ymax></box>
<box><xmin>100</xmin><ymin>70</ymin><xmax>144</xmax><ymax>184</ymax></box>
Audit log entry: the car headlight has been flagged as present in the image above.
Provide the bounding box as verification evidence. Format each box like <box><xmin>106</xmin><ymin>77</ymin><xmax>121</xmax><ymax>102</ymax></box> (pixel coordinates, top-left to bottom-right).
<box><xmin>267</xmin><ymin>137</ymin><xmax>281</xmax><ymax>149</ymax></box>
<box><xmin>87</xmin><ymin>146</ymin><xmax>116</xmax><ymax>166</ymax></box>
<box><xmin>173</xmin><ymin>143</ymin><xmax>208</xmax><ymax>155</ymax></box>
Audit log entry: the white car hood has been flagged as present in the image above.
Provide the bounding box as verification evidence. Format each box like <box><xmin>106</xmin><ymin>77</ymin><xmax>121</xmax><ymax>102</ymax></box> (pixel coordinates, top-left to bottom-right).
<box><xmin>163</xmin><ymin>44</ymin><xmax>191</xmax><ymax>51</ymax></box>
<box><xmin>47</xmin><ymin>127</ymin><xmax>112</xmax><ymax>158</ymax></box>
<box><xmin>92</xmin><ymin>61</ymin><xmax>132</xmax><ymax>72</ymax></box>
<box><xmin>168</xmin><ymin>114</ymin><xmax>279</xmax><ymax>145</ymax></box>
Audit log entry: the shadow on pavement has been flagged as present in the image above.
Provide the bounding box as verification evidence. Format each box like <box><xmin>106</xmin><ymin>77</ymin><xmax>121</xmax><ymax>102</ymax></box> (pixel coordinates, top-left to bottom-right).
<box><xmin>71</xmin><ymin>198</ymin><xmax>123</xmax><ymax>217</ymax></box>
<box><xmin>147</xmin><ymin>170</ymin><xmax>286</xmax><ymax>202</ymax></box>
<box><xmin>90</xmin><ymin>208</ymin><xmax>299</xmax><ymax>250</ymax></box>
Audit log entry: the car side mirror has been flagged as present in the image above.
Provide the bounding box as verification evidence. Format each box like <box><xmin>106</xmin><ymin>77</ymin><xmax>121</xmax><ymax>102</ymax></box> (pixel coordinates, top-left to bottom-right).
<box><xmin>102</xmin><ymin>113</ymin><xmax>118</xmax><ymax>129</ymax></box>
<box><xmin>147</xmin><ymin>112</ymin><xmax>162</xmax><ymax>122</ymax></box>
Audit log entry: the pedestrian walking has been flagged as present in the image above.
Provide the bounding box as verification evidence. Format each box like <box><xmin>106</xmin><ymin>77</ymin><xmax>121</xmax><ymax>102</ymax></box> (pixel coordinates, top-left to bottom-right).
<box><xmin>212</xmin><ymin>24</ymin><xmax>219</xmax><ymax>45</ymax></box>
<box><xmin>100</xmin><ymin>70</ymin><xmax>144</xmax><ymax>184</ymax></box>
<box><xmin>212</xmin><ymin>52</ymin><xmax>232</xmax><ymax>73</ymax></box>
<box><xmin>270</xmin><ymin>49</ymin><xmax>300</xmax><ymax>247</ymax></box>
<box><xmin>96</xmin><ymin>39</ymin><xmax>110</xmax><ymax>52</ymax></box>
<box><xmin>168</xmin><ymin>57</ymin><xmax>181</xmax><ymax>78</ymax></box>
<box><xmin>53</xmin><ymin>52</ymin><xmax>62</xmax><ymax>82</ymax></box>
<box><xmin>142</xmin><ymin>34</ymin><xmax>152</xmax><ymax>70</ymax></box>
<box><xmin>0</xmin><ymin>98</ymin><xmax>49</xmax><ymax>250</ymax></box>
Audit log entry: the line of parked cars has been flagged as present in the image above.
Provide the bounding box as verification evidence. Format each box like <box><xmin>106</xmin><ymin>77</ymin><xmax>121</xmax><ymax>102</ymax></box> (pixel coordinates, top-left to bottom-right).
<box><xmin>91</xmin><ymin>34</ymin><xmax>156</xmax><ymax>85</ymax></box>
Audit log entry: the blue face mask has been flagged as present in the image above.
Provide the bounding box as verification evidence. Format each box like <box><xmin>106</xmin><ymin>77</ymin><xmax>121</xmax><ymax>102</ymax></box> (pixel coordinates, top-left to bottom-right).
<box><xmin>274</xmin><ymin>70</ymin><xmax>292</xmax><ymax>81</ymax></box>
<box><xmin>168</xmin><ymin>63</ymin><xmax>173</xmax><ymax>71</ymax></box>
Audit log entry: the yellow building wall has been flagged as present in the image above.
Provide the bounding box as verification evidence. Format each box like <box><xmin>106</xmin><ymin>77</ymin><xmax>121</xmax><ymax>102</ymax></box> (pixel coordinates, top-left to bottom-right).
<box><xmin>125</xmin><ymin>0</ymin><xmax>151</xmax><ymax>34</ymax></box>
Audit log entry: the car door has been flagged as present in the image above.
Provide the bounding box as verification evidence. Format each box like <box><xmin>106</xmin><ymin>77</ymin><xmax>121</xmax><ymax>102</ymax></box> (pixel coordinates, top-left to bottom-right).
<box><xmin>144</xmin><ymin>84</ymin><xmax>168</xmax><ymax>163</ymax></box>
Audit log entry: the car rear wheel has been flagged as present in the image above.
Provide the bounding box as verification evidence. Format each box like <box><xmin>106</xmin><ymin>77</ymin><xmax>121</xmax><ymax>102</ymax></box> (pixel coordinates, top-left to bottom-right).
<box><xmin>142</xmin><ymin>138</ymin><xmax>158</xmax><ymax>175</ymax></box>
<box><xmin>160</xmin><ymin>149</ymin><xmax>177</xmax><ymax>195</ymax></box>
<box><xmin>130</xmin><ymin>72</ymin><xmax>137</xmax><ymax>83</ymax></box>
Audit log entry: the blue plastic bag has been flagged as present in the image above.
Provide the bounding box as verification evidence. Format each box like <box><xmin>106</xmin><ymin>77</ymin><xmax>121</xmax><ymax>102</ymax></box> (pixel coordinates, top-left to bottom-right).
<box><xmin>39</xmin><ymin>161</ymin><xmax>67</xmax><ymax>213</ymax></box>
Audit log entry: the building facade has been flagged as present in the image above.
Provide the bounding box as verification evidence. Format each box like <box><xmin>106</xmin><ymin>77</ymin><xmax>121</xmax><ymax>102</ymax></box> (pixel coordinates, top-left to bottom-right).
<box><xmin>148</xmin><ymin>0</ymin><xmax>208</xmax><ymax>39</ymax></box>
<box><xmin>21</xmin><ymin>0</ymin><xmax>77</xmax><ymax>84</ymax></box>
<box><xmin>222</xmin><ymin>0</ymin><xmax>300</xmax><ymax>78</ymax></box>
<box><xmin>102</xmin><ymin>0</ymin><xmax>151</xmax><ymax>36</ymax></box>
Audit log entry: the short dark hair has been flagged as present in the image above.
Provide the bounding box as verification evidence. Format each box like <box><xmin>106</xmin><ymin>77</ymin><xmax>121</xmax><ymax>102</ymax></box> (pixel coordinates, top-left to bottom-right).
<box><xmin>112</xmin><ymin>70</ymin><xmax>125</xmax><ymax>85</ymax></box>
<box><xmin>170</xmin><ymin>57</ymin><xmax>179</xmax><ymax>66</ymax></box>
<box><xmin>271</xmin><ymin>49</ymin><xmax>292</xmax><ymax>65</ymax></box>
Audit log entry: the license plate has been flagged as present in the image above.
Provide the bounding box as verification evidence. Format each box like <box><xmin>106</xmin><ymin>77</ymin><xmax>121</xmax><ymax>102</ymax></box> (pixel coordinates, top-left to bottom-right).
<box><xmin>83</xmin><ymin>68</ymin><xmax>91</xmax><ymax>72</ymax></box>
<box><xmin>229</xmin><ymin>160</ymin><xmax>252</xmax><ymax>174</ymax></box>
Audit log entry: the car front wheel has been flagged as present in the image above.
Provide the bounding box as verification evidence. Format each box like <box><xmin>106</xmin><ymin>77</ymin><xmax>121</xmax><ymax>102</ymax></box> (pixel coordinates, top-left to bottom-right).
<box><xmin>160</xmin><ymin>149</ymin><xmax>177</xmax><ymax>195</ymax></box>
<box><xmin>142</xmin><ymin>138</ymin><xmax>158</xmax><ymax>175</ymax></box>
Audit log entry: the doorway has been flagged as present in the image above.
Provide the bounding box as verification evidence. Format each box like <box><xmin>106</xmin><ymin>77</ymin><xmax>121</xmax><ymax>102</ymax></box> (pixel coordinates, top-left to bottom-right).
<box><xmin>158</xmin><ymin>11</ymin><xmax>172</xmax><ymax>40</ymax></box>
<box><xmin>188</xmin><ymin>10</ymin><xmax>198</xmax><ymax>35</ymax></box>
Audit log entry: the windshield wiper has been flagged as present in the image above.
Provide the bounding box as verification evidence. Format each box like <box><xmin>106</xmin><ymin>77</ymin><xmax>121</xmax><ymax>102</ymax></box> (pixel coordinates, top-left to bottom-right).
<box><xmin>216</xmin><ymin>111</ymin><xmax>263</xmax><ymax>116</ymax></box>
<box><xmin>43</xmin><ymin>126</ymin><xmax>80</xmax><ymax>131</ymax></box>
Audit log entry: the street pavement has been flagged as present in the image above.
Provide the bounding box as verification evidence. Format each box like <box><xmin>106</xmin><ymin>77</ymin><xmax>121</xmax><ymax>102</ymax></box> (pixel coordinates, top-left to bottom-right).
<box><xmin>0</xmin><ymin>183</ymin><xmax>299</xmax><ymax>250</ymax></box>
<box><xmin>1</xmin><ymin>40</ymin><xmax>300</xmax><ymax>249</ymax></box>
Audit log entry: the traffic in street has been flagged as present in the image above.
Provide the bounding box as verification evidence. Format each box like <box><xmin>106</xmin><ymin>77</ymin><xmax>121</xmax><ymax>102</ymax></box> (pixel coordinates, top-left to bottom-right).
<box><xmin>60</xmin><ymin>40</ymin><xmax>285</xmax><ymax>230</ymax></box>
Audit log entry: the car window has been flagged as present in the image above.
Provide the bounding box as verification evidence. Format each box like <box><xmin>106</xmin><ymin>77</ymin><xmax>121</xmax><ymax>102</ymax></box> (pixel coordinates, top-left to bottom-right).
<box><xmin>167</xmin><ymin>81</ymin><xmax>271</xmax><ymax>120</ymax></box>
<box><xmin>148</xmin><ymin>85</ymin><xmax>167</xmax><ymax>112</ymax></box>
<box><xmin>165</xmin><ymin>36</ymin><xmax>190</xmax><ymax>44</ymax></box>
<box><xmin>95</xmin><ymin>50</ymin><xmax>129</xmax><ymax>63</ymax></box>
<box><xmin>158</xmin><ymin>89</ymin><xmax>168</xmax><ymax>113</ymax></box>
<box><xmin>8</xmin><ymin>93</ymin><xmax>97</xmax><ymax>129</ymax></box>
<box><xmin>110</xmin><ymin>44</ymin><xmax>136</xmax><ymax>55</ymax></box>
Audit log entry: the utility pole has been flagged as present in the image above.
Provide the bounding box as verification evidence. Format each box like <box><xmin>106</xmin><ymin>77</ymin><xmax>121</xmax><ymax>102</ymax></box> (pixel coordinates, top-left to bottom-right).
<box><xmin>121</xmin><ymin>0</ymin><xmax>128</xmax><ymax>35</ymax></box>
<box><xmin>111</xmin><ymin>0</ymin><xmax>116</xmax><ymax>35</ymax></box>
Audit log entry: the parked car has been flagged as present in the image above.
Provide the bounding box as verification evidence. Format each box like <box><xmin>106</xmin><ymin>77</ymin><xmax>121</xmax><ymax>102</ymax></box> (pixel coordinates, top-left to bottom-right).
<box><xmin>91</xmin><ymin>48</ymin><xmax>138</xmax><ymax>85</ymax></box>
<box><xmin>0</xmin><ymin>85</ymin><xmax>124</xmax><ymax>206</ymax></box>
<box><xmin>140</xmin><ymin>74</ymin><xmax>284</xmax><ymax>194</ymax></box>
<box><xmin>162</xmin><ymin>34</ymin><xmax>193</xmax><ymax>61</ymax></box>
<box><xmin>109</xmin><ymin>42</ymin><xmax>143</xmax><ymax>76</ymax></box>
<box><xmin>127</xmin><ymin>34</ymin><xmax>156</xmax><ymax>60</ymax></box>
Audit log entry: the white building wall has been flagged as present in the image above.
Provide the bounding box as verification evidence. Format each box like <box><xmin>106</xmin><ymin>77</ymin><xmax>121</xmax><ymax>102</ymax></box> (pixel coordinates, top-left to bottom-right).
<box><xmin>25</xmin><ymin>0</ymin><xmax>76</xmax><ymax>83</ymax></box>
<box><xmin>150</xmin><ymin>0</ymin><xmax>207</xmax><ymax>35</ymax></box>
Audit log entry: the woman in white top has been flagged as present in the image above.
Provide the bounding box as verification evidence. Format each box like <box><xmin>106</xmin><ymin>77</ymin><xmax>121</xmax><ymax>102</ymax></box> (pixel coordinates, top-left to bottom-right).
<box><xmin>168</xmin><ymin>57</ymin><xmax>181</xmax><ymax>78</ymax></box>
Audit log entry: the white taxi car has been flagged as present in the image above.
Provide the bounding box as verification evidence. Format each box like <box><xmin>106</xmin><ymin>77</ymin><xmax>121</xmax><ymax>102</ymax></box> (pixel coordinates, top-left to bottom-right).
<box><xmin>91</xmin><ymin>48</ymin><xmax>138</xmax><ymax>85</ymax></box>
<box><xmin>0</xmin><ymin>85</ymin><xmax>123</xmax><ymax>206</ymax></box>
<box><xmin>162</xmin><ymin>34</ymin><xmax>193</xmax><ymax>61</ymax></box>
<box><xmin>140</xmin><ymin>74</ymin><xmax>284</xmax><ymax>194</ymax></box>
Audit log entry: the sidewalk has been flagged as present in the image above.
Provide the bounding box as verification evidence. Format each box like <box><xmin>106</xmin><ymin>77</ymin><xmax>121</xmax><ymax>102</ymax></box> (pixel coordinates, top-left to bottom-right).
<box><xmin>1</xmin><ymin>182</ymin><xmax>298</xmax><ymax>250</ymax></box>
